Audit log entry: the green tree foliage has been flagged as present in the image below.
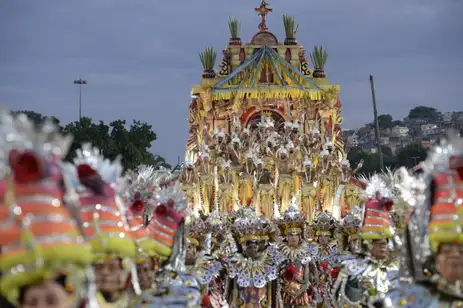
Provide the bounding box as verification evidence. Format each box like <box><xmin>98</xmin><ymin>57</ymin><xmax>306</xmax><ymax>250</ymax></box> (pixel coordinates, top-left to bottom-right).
<box><xmin>13</xmin><ymin>111</ymin><xmax>170</xmax><ymax>171</ymax></box>
<box><xmin>12</xmin><ymin>110</ymin><xmax>60</xmax><ymax>126</ymax></box>
<box><xmin>347</xmin><ymin>145</ymin><xmax>399</xmax><ymax>175</ymax></box>
<box><xmin>408</xmin><ymin>106</ymin><xmax>438</xmax><ymax>119</ymax></box>
<box><xmin>396</xmin><ymin>142</ymin><xmax>427</xmax><ymax>168</ymax></box>
<box><xmin>377</xmin><ymin>114</ymin><xmax>393</xmax><ymax>129</ymax></box>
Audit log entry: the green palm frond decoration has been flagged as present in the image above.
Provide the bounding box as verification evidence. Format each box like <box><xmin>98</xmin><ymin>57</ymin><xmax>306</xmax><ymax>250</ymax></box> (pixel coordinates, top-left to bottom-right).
<box><xmin>199</xmin><ymin>47</ymin><xmax>217</xmax><ymax>71</ymax></box>
<box><xmin>310</xmin><ymin>45</ymin><xmax>328</xmax><ymax>70</ymax></box>
<box><xmin>283</xmin><ymin>15</ymin><xmax>299</xmax><ymax>39</ymax></box>
<box><xmin>228</xmin><ymin>17</ymin><xmax>241</xmax><ymax>39</ymax></box>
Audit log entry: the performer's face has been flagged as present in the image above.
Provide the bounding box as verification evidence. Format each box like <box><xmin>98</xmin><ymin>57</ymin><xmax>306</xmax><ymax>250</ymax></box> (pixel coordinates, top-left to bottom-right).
<box><xmin>93</xmin><ymin>258</ymin><xmax>124</xmax><ymax>294</ymax></box>
<box><xmin>186</xmin><ymin>242</ymin><xmax>198</xmax><ymax>265</ymax></box>
<box><xmin>137</xmin><ymin>258</ymin><xmax>156</xmax><ymax>290</ymax></box>
<box><xmin>318</xmin><ymin>234</ymin><xmax>330</xmax><ymax>245</ymax></box>
<box><xmin>243</xmin><ymin>240</ymin><xmax>259</xmax><ymax>259</ymax></box>
<box><xmin>20</xmin><ymin>281</ymin><xmax>70</xmax><ymax>308</ymax></box>
<box><xmin>436</xmin><ymin>243</ymin><xmax>463</xmax><ymax>283</ymax></box>
<box><xmin>371</xmin><ymin>239</ymin><xmax>388</xmax><ymax>260</ymax></box>
<box><xmin>287</xmin><ymin>234</ymin><xmax>300</xmax><ymax>247</ymax></box>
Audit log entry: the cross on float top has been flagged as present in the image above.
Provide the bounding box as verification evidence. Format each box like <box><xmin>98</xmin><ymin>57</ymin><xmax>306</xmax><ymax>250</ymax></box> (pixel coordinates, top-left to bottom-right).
<box><xmin>255</xmin><ymin>0</ymin><xmax>272</xmax><ymax>31</ymax></box>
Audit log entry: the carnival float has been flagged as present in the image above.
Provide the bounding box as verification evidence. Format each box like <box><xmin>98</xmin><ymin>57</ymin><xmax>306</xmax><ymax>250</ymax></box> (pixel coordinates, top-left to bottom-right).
<box><xmin>2</xmin><ymin>1</ymin><xmax>462</xmax><ymax>308</ymax></box>
<box><xmin>181</xmin><ymin>0</ymin><xmax>365</xmax><ymax>221</ymax></box>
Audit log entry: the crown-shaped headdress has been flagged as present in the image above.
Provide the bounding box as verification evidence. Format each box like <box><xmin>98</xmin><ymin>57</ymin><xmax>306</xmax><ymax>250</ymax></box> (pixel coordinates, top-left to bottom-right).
<box><xmin>310</xmin><ymin>211</ymin><xmax>338</xmax><ymax>236</ymax></box>
<box><xmin>275</xmin><ymin>201</ymin><xmax>306</xmax><ymax>237</ymax></box>
<box><xmin>340</xmin><ymin>207</ymin><xmax>363</xmax><ymax>236</ymax></box>
<box><xmin>231</xmin><ymin>207</ymin><xmax>276</xmax><ymax>244</ymax></box>
<box><xmin>62</xmin><ymin>143</ymin><xmax>136</xmax><ymax>262</ymax></box>
<box><xmin>185</xmin><ymin>215</ymin><xmax>207</xmax><ymax>247</ymax></box>
<box><xmin>0</xmin><ymin>110</ymin><xmax>92</xmax><ymax>305</ymax></box>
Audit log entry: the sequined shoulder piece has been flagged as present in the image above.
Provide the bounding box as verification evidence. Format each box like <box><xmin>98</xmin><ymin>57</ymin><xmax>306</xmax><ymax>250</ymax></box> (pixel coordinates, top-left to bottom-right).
<box><xmin>307</xmin><ymin>244</ymin><xmax>318</xmax><ymax>257</ymax></box>
<box><xmin>224</xmin><ymin>250</ymin><xmax>280</xmax><ymax>288</ymax></box>
<box><xmin>385</xmin><ymin>284</ymin><xmax>436</xmax><ymax>308</ymax></box>
<box><xmin>198</xmin><ymin>259</ymin><xmax>223</xmax><ymax>285</ymax></box>
<box><xmin>343</xmin><ymin>259</ymin><xmax>368</xmax><ymax>276</ymax></box>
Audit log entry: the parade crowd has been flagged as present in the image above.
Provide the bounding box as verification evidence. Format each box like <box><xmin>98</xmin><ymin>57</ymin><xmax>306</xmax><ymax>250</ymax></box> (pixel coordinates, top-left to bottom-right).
<box><xmin>1</xmin><ymin>108</ymin><xmax>462</xmax><ymax>308</ymax></box>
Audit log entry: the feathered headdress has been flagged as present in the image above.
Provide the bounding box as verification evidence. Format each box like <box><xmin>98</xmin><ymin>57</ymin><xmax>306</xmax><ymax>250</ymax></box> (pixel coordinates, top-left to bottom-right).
<box><xmin>123</xmin><ymin>165</ymin><xmax>161</xmax><ymax>259</ymax></box>
<box><xmin>360</xmin><ymin>174</ymin><xmax>394</xmax><ymax>240</ymax></box>
<box><xmin>149</xmin><ymin>178</ymin><xmax>189</xmax><ymax>261</ymax></box>
<box><xmin>62</xmin><ymin>143</ymin><xmax>136</xmax><ymax>261</ymax></box>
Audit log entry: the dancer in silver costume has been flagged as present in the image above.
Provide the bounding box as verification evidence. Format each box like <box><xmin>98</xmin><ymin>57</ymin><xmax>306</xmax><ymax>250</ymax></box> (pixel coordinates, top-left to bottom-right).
<box><xmin>331</xmin><ymin>175</ymin><xmax>400</xmax><ymax>308</ymax></box>
<box><xmin>384</xmin><ymin>133</ymin><xmax>463</xmax><ymax>308</ymax></box>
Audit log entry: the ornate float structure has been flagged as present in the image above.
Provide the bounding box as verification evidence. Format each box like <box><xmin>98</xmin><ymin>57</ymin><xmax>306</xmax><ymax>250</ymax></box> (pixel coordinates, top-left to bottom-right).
<box><xmin>181</xmin><ymin>0</ymin><xmax>364</xmax><ymax>220</ymax></box>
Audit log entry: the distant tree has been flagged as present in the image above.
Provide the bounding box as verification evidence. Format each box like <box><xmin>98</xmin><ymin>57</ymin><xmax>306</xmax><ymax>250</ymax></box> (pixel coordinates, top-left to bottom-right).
<box><xmin>408</xmin><ymin>106</ymin><xmax>438</xmax><ymax>119</ymax></box>
<box><xmin>12</xmin><ymin>110</ymin><xmax>170</xmax><ymax>171</ymax></box>
<box><xmin>381</xmin><ymin>145</ymin><xmax>393</xmax><ymax>158</ymax></box>
<box><xmin>377</xmin><ymin>114</ymin><xmax>393</xmax><ymax>129</ymax></box>
<box><xmin>12</xmin><ymin>110</ymin><xmax>61</xmax><ymax>126</ymax></box>
<box><xmin>392</xmin><ymin>120</ymin><xmax>402</xmax><ymax>126</ymax></box>
<box><xmin>396</xmin><ymin>142</ymin><xmax>427</xmax><ymax>168</ymax></box>
<box><xmin>347</xmin><ymin>147</ymin><xmax>380</xmax><ymax>176</ymax></box>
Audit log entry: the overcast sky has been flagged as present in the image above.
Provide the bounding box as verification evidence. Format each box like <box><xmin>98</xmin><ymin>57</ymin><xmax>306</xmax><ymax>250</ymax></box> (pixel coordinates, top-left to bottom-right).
<box><xmin>1</xmin><ymin>0</ymin><xmax>462</xmax><ymax>164</ymax></box>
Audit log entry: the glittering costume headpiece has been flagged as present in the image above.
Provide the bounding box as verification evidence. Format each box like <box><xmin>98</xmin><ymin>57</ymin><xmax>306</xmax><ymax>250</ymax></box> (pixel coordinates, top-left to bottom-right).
<box><xmin>123</xmin><ymin>165</ymin><xmax>159</xmax><ymax>261</ymax></box>
<box><xmin>231</xmin><ymin>207</ymin><xmax>276</xmax><ymax>244</ymax></box>
<box><xmin>310</xmin><ymin>211</ymin><xmax>338</xmax><ymax>237</ymax></box>
<box><xmin>276</xmin><ymin>201</ymin><xmax>306</xmax><ymax>237</ymax></box>
<box><xmin>395</xmin><ymin>133</ymin><xmax>463</xmax><ymax>287</ymax></box>
<box><xmin>340</xmin><ymin>207</ymin><xmax>363</xmax><ymax>236</ymax></box>
<box><xmin>146</xmin><ymin>178</ymin><xmax>202</xmax><ymax>307</ymax></box>
<box><xmin>185</xmin><ymin>215</ymin><xmax>207</xmax><ymax>248</ymax></box>
<box><xmin>360</xmin><ymin>174</ymin><xmax>394</xmax><ymax>240</ymax></box>
<box><xmin>62</xmin><ymin>143</ymin><xmax>136</xmax><ymax>262</ymax></box>
<box><xmin>150</xmin><ymin>178</ymin><xmax>189</xmax><ymax>261</ymax></box>
<box><xmin>0</xmin><ymin>110</ymin><xmax>92</xmax><ymax>304</ymax></box>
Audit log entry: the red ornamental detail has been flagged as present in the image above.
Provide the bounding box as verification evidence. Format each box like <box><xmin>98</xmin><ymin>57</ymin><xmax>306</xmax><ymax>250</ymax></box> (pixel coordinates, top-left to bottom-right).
<box><xmin>283</xmin><ymin>264</ymin><xmax>298</xmax><ymax>282</ymax></box>
<box><xmin>131</xmin><ymin>200</ymin><xmax>144</xmax><ymax>213</ymax></box>
<box><xmin>202</xmin><ymin>295</ymin><xmax>211</xmax><ymax>307</ymax></box>
<box><xmin>330</xmin><ymin>267</ymin><xmax>341</xmax><ymax>280</ymax></box>
<box><xmin>380</xmin><ymin>197</ymin><xmax>394</xmax><ymax>212</ymax></box>
<box><xmin>155</xmin><ymin>204</ymin><xmax>167</xmax><ymax>216</ymax></box>
<box><xmin>77</xmin><ymin>163</ymin><xmax>97</xmax><ymax>179</ymax></box>
<box><xmin>9</xmin><ymin>150</ymin><xmax>43</xmax><ymax>183</ymax></box>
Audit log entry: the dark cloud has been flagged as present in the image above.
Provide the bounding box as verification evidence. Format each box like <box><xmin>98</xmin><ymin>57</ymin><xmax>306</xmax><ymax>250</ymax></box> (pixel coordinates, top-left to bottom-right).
<box><xmin>1</xmin><ymin>0</ymin><xmax>462</xmax><ymax>163</ymax></box>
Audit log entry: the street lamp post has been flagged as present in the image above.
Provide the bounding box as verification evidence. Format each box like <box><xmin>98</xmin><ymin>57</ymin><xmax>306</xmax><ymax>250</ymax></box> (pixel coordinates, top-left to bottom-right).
<box><xmin>73</xmin><ymin>78</ymin><xmax>88</xmax><ymax>121</ymax></box>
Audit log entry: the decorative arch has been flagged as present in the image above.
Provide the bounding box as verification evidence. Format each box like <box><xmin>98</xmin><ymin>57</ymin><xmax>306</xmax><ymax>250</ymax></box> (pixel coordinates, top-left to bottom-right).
<box><xmin>244</xmin><ymin>109</ymin><xmax>285</xmax><ymax>131</ymax></box>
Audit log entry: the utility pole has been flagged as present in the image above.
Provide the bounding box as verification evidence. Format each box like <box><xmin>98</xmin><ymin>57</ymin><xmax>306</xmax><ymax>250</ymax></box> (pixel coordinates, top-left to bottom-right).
<box><xmin>73</xmin><ymin>78</ymin><xmax>88</xmax><ymax>121</ymax></box>
<box><xmin>369</xmin><ymin>75</ymin><xmax>384</xmax><ymax>169</ymax></box>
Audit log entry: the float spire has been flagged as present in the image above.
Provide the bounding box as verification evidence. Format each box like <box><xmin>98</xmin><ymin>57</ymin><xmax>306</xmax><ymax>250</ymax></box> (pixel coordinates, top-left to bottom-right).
<box><xmin>255</xmin><ymin>0</ymin><xmax>272</xmax><ymax>31</ymax></box>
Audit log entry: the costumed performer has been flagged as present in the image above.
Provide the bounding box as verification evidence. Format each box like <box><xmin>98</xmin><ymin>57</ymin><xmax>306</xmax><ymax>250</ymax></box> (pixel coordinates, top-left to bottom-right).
<box><xmin>275</xmin><ymin>201</ymin><xmax>316</xmax><ymax>308</ymax></box>
<box><xmin>0</xmin><ymin>110</ymin><xmax>95</xmax><ymax>308</ymax></box>
<box><xmin>222</xmin><ymin>207</ymin><xmax>284</xmax><ymax>307</ymax></box>
<box><xmin>331</xmin><ymin>174</ymin><xmax>399</xmax><ymax>307</ymax></box>
<box><xmin>385</xmin><ymin>133</ymin><xmax>463</xmax><ymax>307</ymax></box>
<box><xmin>62</xmin><ymin>144</ymin><xmax>137</xmax><ymax>307</ymax></box>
